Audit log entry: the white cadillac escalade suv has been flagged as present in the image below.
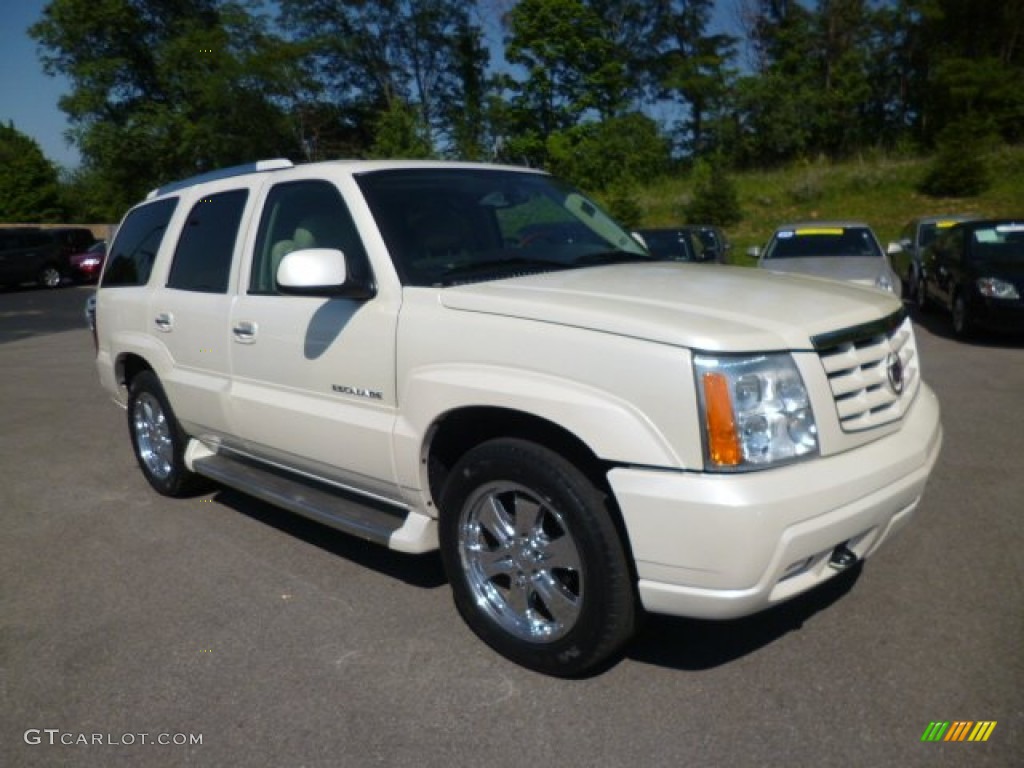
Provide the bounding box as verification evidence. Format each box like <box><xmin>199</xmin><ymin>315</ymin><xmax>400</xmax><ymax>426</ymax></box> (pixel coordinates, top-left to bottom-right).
<box><xmin>93</xmin><ymin>159</ymin><xmax>942</xmax><ymax>676</ymax></box>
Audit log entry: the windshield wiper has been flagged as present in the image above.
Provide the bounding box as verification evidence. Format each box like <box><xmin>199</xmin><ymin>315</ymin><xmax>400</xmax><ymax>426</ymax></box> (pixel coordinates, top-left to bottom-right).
<box><xmin>435</xmin><ymin>257</ymin><xmax>570</xmax><ymax>286</ymax></box>
<box><xmin>572</xmin><ymin>250</ymin><xmax>658</xmax><ymax>266</ymax></box>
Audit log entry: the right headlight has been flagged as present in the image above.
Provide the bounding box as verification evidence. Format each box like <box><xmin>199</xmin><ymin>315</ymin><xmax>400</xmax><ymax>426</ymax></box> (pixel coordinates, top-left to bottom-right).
<box><xmin>694</xmin><ymin>352</ymin><xmax>819</xmax><ymax>471</ymax></box>
<box><xmin>976</xmin><ymin>277</ymin><xmax>1020</xmax><ymax>299</ymax></box>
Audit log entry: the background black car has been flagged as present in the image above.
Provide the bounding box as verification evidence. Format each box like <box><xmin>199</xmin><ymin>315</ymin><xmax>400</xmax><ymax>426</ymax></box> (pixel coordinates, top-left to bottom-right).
<box><xmin>0</xmin><ymin>228</ymin><xmax>65</xmax><ymax>289</ymax></box>
<box><xmin>43</xmin><ymin>227</ymin><xmax>98</xmax><ymax>261</ymax></box>
<box><xmin>635</xmin><ymin>227</ymin><xmax>726</xmax><ymax>262</ymax></box>
<box><xmin>687</xmin><ymin>225</ymin><xmax>732</xmax><ymax>263</ymax></box>
<box><xmin>887</xmin><ymin>215</ymin><xmax>974</xmax><ymax>301</ymax></box>
<box><xmin>918</xmin><ymin>219</ymin><xmax>1024</xmax><ymax>336</ymax></box>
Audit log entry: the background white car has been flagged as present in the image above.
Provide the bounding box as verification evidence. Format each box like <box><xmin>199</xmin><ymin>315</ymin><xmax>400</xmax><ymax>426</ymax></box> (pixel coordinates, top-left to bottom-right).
<box><xmin>753</xmin><ymin>221</ymin><xmax>902</xmax><ymax>297</ymax></box>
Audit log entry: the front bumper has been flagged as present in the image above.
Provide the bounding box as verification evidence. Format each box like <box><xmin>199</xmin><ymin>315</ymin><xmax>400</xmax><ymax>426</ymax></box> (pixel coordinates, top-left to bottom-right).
<box><xmin>609</xmin><ymin>383</ymin><xmax>942</xmax><ymax>620</ymax></box>
<box><xmin>969</xmin><ymin>293</ymin><xmax>1024</xmax><ymax>333</ymax></box>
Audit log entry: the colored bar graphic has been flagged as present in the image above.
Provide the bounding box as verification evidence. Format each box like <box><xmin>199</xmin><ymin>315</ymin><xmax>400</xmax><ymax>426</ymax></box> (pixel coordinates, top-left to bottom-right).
<box><xmin>968</xmin><ymin>722</ymin><xmax>997</xmax><ymax>742</ymax></box>
<box><xmin>921</xmin><ymin>721</ymin><xmax>996</xmax><ymax>742</ymax></box>
<box><xmin>945</xmin><ymin>721</ymin><xmax>972</xmax><ymax>741</ymax></box>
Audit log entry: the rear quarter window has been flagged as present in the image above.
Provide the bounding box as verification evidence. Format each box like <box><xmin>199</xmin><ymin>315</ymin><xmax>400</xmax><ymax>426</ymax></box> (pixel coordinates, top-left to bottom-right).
<box><xmin>102</xmin><ymin>198</ymin><xmax>179</xmax><ymax>287</ymax></box>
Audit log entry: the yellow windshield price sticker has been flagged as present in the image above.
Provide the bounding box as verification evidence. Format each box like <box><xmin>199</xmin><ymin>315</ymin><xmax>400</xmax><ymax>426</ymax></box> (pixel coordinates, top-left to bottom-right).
<box><xmin>937</xmin><ymin>220</ymin><xmax>959</xmax><ymax>228</ymax></box>
<box><xmin>795</xmin><ymin>228</ymin><xmax>844</xmax><ymax>236</ymax></box>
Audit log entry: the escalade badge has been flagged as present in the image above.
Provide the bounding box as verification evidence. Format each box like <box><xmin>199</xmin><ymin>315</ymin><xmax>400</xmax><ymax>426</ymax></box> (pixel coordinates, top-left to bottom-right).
<box><xmin>886</xmin><ymin>352</ymin><xmax>905</xmax><ymax>396</ymax></box>
<box><xmin>332</xmin><ymin>384</ymin><xmax>383</xmax><ymax>400</ymax></box>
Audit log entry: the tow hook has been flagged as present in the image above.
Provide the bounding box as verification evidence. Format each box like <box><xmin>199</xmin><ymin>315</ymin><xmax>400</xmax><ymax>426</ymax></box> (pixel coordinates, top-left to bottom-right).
<box><xmin>829</xmin><ymin>543</ymin><xmax>858</xmax><ymax>571</ymax></box>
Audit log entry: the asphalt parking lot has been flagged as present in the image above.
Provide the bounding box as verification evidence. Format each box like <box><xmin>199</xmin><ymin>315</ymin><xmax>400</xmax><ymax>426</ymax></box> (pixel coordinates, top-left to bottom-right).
<box><xmin>2</xmin><ymin>284</ymin><xmax>1021</xmax><ymax>768</ymax></box>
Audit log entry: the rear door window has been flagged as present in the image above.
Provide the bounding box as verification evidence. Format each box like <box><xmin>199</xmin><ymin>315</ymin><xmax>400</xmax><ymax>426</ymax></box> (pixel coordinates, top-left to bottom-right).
<box><xmin>167</xmin><ymin>190</ymin><xmax>249</xmax><ymax>293</ymax></box>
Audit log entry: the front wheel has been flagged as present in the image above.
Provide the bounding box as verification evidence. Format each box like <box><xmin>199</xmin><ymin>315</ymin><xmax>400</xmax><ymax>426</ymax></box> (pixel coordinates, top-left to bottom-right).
<box><xmin>916</xmin><ymin>275</ymin><xmax>931</xmax><ymax>313</ymax></box>
<box><xmin>951</xmin><ymin>291</ymin><xmax>975</xmax><ymax>337</ymax></box>
<box><xmin>127</xmin><ymin>371</ymin><xmax>205</xmax><ymax>496</ymax></box>
<box><xmin>439</xmin><ymin>438</ymin><xmax>636</xmax><ymax>677</ymax></box>
<box><xmin>904</xmin><ymin>267</ymin><xmax>917</xmax><ymax>303</ymax></box>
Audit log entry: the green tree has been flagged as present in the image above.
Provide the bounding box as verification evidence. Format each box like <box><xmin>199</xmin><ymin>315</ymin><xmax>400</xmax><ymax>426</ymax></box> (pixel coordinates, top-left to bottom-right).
<box><xmin>544</xmin><ymin>113</ymin><xmax>669</xmax><ymax>193</ymax></box>
<box><xmin>918</xmin><ymin>118</ymin><xmax>991</xmax><ymax>197</ymax></box>
<box><xmin>885</xmin><ymin>0</ymin><xmax>1024</xmax><ymax>144</ymax></box>
<box><xmin>502</xmin><ymin>0</ymin><xmax>627</xmax><ymax>151</ymax></box>
<box><xmin>0</xmin><ymin>122</ymin><xmax>64</xmax><ymax>221</ymax></box>
<box><xmin>278</xmin><ymin>0</ymin><xmax>489</xmax><ymax>157</ymax></box>
<box><xmin>683</xmin><ymin>156</ymin><xmax>742</xmax><ymax>227</ymax></box>
<box><xmin>31</xmin><ymin>0</ymin><xmax>299</xmax><ymax>217</ymax></box>
<box><xmin>369</xmin><ymin>100</ymin><xmax>434</xmax><ymax>159</ymax></box>
<box><xmin>650</xmin><ymin>0</ymin><xmax>737</xmax><ymax>155</ymax></box>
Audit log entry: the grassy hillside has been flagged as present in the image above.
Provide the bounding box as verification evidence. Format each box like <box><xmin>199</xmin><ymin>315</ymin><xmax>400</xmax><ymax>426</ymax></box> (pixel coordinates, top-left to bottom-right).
<box><xmin>630</xmin><ymin>144</ymin><xmax>1024</xmax><ymax>266</ymax></box>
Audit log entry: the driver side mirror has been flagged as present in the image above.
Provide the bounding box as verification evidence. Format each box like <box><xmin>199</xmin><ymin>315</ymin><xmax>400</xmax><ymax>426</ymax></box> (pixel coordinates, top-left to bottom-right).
<box><xmin>277</xmin><ymin>248</ymin><xmax>375</xmax><ymax>299</ymax></box>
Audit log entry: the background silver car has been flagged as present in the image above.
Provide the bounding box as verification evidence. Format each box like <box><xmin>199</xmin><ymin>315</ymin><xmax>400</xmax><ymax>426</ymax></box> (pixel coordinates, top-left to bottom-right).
<box><xmin>753</xmin><ymin>221</ymin><xmax>901</xmax><ymax>297</ymax></box>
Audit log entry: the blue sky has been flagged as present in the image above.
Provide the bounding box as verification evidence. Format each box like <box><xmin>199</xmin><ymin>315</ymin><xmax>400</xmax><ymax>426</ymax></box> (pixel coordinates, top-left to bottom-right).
<box><xmin>0</xmin><ymin>1</ymin><xmax>79</xmax><ymax>169</ymax></box>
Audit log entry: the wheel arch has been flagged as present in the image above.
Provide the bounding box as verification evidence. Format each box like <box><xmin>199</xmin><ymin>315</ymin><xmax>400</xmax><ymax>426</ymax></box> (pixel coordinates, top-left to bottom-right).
<box><xmin>423</xmin><ymin>406</ymin><xmax>640</xmax><ymax>580</ymax></box>
<box><xmin>116</xmin><ymin>352</ymin><xmax>155</xmax><ymax>394</ymax></box>
<box><xmin>426</xmin><ymin>406</ymin><xmax>611</xmax><ymax>503</ymax></box>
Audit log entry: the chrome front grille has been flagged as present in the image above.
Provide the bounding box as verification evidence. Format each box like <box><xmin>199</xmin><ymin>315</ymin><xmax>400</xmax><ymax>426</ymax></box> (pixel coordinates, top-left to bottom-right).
<box><xmin>814</xmin><ymin>313</ymin><xmax>920</xmax><ymax>432</ymax></box>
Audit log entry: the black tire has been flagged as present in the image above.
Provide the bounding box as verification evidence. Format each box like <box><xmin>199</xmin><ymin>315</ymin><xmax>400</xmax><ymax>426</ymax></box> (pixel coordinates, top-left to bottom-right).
<box><xmin>439</xmin><ymin>438</ymin><xmax>636</xmax><ymax>677</ymax></box>
<box><xmin>904</xmin><ymin>266</ymin><xmax>917</xmax><ymax>304</ymax></box>
<box><xmin>915</xmin><ymin>275</ymin><xmax>930</xmax><ymax>313</ymax></box>
<box><xmin>38</xmin><ymin>264</ymin><xmax>62</xmax><ymax>289</ymax></box>
<box><xmin>951</xmin><ymin>291</ymin><xmax>975</xmax><ymax>337</ymax></box>
<box><xmin>127</xmin><ymin>370</ymin><xmax>205</xmax><ymax>496</ymax></box>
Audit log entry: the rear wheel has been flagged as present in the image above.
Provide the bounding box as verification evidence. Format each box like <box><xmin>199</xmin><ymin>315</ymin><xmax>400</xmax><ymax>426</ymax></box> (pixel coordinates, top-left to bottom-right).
<box><xmin>127</xmin><ymin>371</ymin><xmax>205</xmax><ymax>496</ymax></box>
<box><xmin>38</xmin><ymin>265</ymin><xmax>62</xmax><ymax>289</ymax></box>
<box><xmin>439</xmin><ymin>438</ymin><xmax>636</xmax><ymax>677</ymax></box>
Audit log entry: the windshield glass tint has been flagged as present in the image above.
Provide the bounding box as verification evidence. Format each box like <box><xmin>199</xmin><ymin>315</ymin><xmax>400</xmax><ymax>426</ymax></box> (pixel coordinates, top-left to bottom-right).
<box><xmin>767</xmin><ymin>227</ymin><xmax>882</xmax><ymax>259</ymax></box>
<box><xmin>355</xmin><ymin>168</ymin><xmax>646</xmax><ymax>286</ymax></box>
<box><xmin>971</xmin><ymin>224</ymin><xmax>1024</xmax><ymax>262</ymax></box>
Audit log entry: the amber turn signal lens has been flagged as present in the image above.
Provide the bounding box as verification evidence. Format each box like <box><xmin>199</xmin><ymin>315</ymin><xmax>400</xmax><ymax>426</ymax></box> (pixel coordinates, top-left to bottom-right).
<box><xmin>702</xmin><ymin>372</ymin><xmax>742</xmax><ymax>466</ymax></box>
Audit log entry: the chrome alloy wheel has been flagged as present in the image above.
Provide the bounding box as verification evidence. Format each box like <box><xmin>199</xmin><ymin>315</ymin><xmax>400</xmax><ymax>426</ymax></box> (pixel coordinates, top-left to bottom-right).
<box><xmin>132</xmin><ymin>392</ymin><xmax>174</xmax><ymax>480</ymax></box>
<box><xmin>458</xmin><ymin>482</ymin><xmax>583</xmax><ymax>643</ymax></box>
<box><xmin>40</xmin><ymin>266</ymin><xmax>62</xmax><ymax>288</ymax></box>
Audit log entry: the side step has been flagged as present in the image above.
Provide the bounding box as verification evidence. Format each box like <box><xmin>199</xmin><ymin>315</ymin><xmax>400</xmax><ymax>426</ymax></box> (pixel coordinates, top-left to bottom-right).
<box><xmin>191</xmin><ymin>451</ymin><xmax>407</xmax><ymax>547</ymax></box>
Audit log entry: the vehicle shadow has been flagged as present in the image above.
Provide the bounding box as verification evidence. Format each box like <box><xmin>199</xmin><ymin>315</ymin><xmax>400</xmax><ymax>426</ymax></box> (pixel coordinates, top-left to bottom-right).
<box><xmin>210</xmin><ymin>486</ymin><xmax>449</xmax><ymax>590</ymax></box>
<box><xmin>626</xmin><ymin>564</ymin><xmax>862</xmax><ymax>671</ymax></box>
<box><xmin>0</xmin><ymin>283</ymin><xmax>92</xmax><ymax>344</ymax></box>
<box><xmin>908</xmin><ymin>301</ymin><xmax>1024</xmax><ymax>348</ymax></box>
<box><xmin>209</xmin><ymin>484</ymin><xmax>864</xmax><ymax>672</ymax></box>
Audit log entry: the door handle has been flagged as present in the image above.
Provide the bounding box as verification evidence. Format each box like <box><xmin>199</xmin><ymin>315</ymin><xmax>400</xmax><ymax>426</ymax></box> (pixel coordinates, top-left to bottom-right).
<box><xmin>232</xmin><ymin>321</ymin><xmax>257</xmax><ymax>343</ymax></box>
<box><xmin>154</xmin><ymin>312</ymin><xmax>173</xmax><ymax>331</ymax></box>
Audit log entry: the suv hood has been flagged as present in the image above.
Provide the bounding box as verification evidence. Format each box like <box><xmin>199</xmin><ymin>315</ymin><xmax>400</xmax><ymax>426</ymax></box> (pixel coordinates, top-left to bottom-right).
<box><xmin>438</xmin><ymin>263</ymin><xmax>900</xmax><ymax>351</ymax></box>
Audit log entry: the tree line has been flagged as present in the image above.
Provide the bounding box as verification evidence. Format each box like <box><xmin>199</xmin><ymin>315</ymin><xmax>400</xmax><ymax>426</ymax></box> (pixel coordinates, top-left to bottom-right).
<box><xmin>7</xmin><ymin>0</ymin><xmax>1023</xmax><ymax>222</ymax></box>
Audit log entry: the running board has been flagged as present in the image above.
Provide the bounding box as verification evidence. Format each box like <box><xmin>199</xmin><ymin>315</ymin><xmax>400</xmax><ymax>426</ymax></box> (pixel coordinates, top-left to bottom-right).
<box><xmin>190</xmin><ymin>451</ymin><xmax>407</xmax><ymax>547</ymax></box>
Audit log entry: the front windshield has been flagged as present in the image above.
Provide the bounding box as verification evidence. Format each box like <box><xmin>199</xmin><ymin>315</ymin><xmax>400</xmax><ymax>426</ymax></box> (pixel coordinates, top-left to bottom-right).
<box><xmin>355</xmin><ymin>168</ymin><xmax>649</xmax><ymax>286</ymax></box>
<box><xmin>766</xmin><ymin>227</ymin><xmax>883</xmax><ymax>259</ymax></box>
<box><xmin>921</xmin><ymin>219</ymin><xmax>963</xmax><ymax>248</ymax></box>
<box><xmin>971</xmin><ymin>223</ymin><xmax>1024</xmax><ymax>262</ymax></box>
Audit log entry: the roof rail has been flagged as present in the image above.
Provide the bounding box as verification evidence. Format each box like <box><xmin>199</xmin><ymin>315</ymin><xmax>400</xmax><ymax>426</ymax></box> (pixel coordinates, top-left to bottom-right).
<box><xmin>146</xmin><ymin>158</ymin><xmax>294</xmax><ymax>199</ymax></box>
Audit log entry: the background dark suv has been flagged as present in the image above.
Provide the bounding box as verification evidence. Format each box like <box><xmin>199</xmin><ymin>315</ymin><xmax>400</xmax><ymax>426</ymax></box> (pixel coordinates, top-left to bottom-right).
<box><xmin>0</xmin><ymin>227</ymin><xmax>99</xmax><ymax>289</ymax></box>
<box><xmin>0</xmin><ymin>228</ymin><xmax>65</xmax><ymax>289</ymax></box>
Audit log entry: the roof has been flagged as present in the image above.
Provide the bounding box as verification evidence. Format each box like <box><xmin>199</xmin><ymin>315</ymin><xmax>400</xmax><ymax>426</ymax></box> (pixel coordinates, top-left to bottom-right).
<box><xmin>774</xmin><ymin>221</ymin><xmax>872</xmax><ymax>231</ymax></box>
<box><xmin>146</xmin><ymin>158</ymin><xmax>546</xmax><ymax>200</ymax></box>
